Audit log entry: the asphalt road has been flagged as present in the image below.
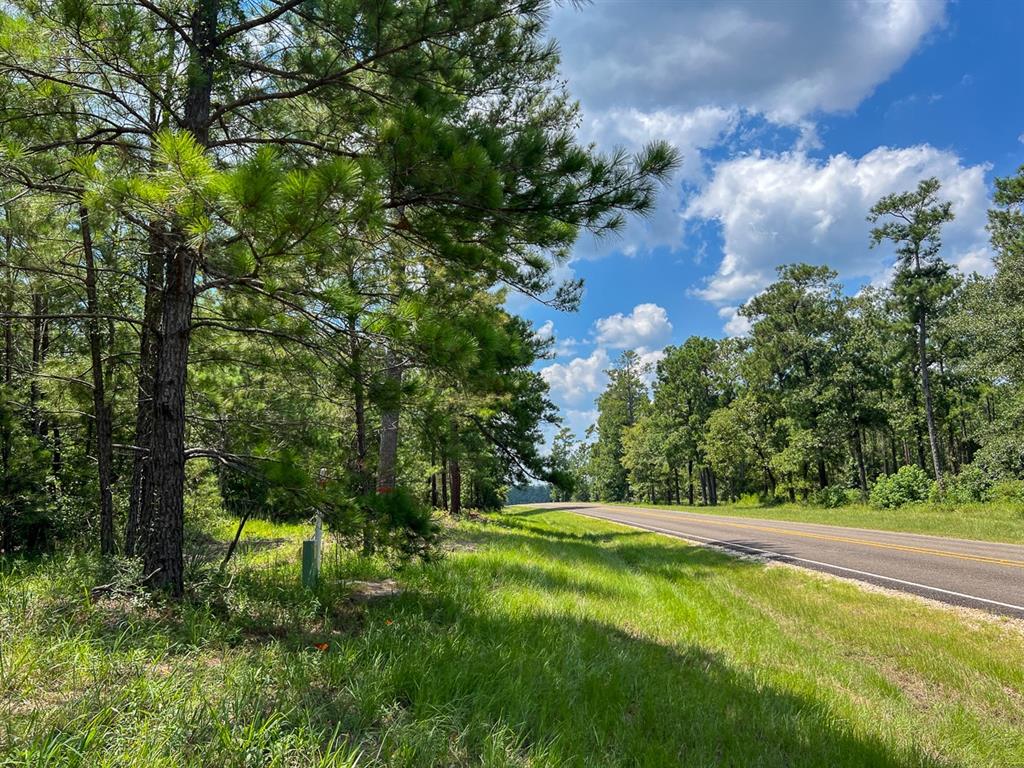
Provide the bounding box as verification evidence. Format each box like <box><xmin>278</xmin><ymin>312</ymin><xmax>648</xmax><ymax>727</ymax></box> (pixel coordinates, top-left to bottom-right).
<box><xmin>532</xmin><ymin>502</ymin><xmax>1024</xmax><ymax>618</ymax></box>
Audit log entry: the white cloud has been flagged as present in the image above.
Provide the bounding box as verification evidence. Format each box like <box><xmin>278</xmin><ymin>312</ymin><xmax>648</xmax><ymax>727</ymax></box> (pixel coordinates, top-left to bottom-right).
<box><xmin>582</xmin><ymin>106</ymin><xmax>740</xmax><ymax>184</ymax></box>
<box><xmin>533</xmin><ymin>319</ymin><xmax>555</xmax><ymax>341</ymax></box>
<box><xmin>540</xmin><ymin>348</ymin><xmax>610</xmax><ymax>405</ymax></box>
<box><xmin>563</xmin><ymin>409</ymin><xmax>599</xmax><ymax>441</ymax></box>
<box><xmin>635</xmin><ymin>346</ymin><xmax>667</xmax><ymax>387</ymax></box>
<box><xmin>718</xmin><ymin>306</ymin><xmax>752</xmax><ymax>337</ymax></box>
<box><xmin>594</xmin><ymin>303</ymin><xmax>673</xmax><ymax>349</ymax></box>
<box><xmin>550</xmin><ymin>1</ymin><xmax>946</xmax><ymax>123</ymax></box>
<box><xmin>571</xmin><ymin>106</ymin><xmax>739</xmax><ymax>260</ymax></box>
<box><xmin>551</xmin><ymin>2</ymin><xmax>947</xmax><ymax>262</ymax></box>
<box><xmin>553</xmin><ymin>337</ymin><xmax>580</xmax><ymax>358</ymax></box>
<box><xmin>686</xmin><ymin>145</ymin><xmax>992</xmax><ymax>309</ymax></box>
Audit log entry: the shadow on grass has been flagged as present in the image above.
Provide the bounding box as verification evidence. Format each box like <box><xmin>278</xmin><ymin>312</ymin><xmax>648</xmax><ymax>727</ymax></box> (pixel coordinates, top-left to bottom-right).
<box><xmin>330</xmin><ymin>513</ymin><xmax>956</xmax><ymax>767</ymax></box>
<box><xmin>3</xmin><ymin>511</ymin><xmax>962</xmax><ymax>767</ymax></box>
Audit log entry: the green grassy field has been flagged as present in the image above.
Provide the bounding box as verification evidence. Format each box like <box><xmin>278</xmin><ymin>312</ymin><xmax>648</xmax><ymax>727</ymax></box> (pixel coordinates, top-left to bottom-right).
<box><xmin>2</xmin><ymin>509</ymin><xmax>1022</xmax><ymax>767</ymax></box>
<box><xmin>613</xmin><ymin>498</ymin><xmax>1024</xmax><ymax>543</ymax></box>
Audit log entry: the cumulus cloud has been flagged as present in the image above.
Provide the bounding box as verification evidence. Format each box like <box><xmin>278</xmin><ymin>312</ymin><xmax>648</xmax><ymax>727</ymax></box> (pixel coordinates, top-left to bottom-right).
<box><xmin>563</xmin><ymin>409</ymin><xmax>599</xmax><ymax>441</ymax></box>
<box><xmin>582</xmin><ymin>106</ymin><xmax>740</xmax><ymax>184</ymax></box>
<box><xmin>718</xmin><ymin>306</ymin><xmax>752</xmax><ymax>337</ymax></box>
<box><xmin>533</xmin><ymin>319</ymin><xmax>555</xmax><ymax>341</ymax></box>
<box><xmin>686</xmin><ymin>145</ymin><xmax>992</xmax><ymax>308</ymax></box>
<box><xmin>593</xmin><ymin>303</ymin><xmax>673</xmax><ymax>349</ymax></box>
<box><xmin>571</xmin><ymin>106</ymin><xmax>739</xmax><ymax>260</ymax></box>
<box><xmin>539</xmin><ymin>303</ymin><xmax>675</xmax><ymax>436</ymax></box>
<box><xmin>550</xmin><ymin>2</ymin><xmax>947</xmax><ymax>262</ymax></box>
<box><xmin>540</xmin><ymin>348</ymin><xmax>610</xmax><ymax>405</ymax></box>
<box><xmin>550</xmin><ymin>1</ymin><xmax>946</xmax><ymax>123</ymax></box>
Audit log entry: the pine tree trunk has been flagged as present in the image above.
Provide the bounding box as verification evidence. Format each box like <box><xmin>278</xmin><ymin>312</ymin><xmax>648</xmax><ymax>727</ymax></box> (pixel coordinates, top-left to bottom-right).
<box><xmin>376</xmin><ymin>361</ymin><xmax>401</xmax><ymax>493</ymax></box>
<box><xmin>29</xmin><ymin>293</ymin><xmax>43</xmax><ymax>436</ymax></box>
<box><xmin>1</xmin><ymin>288</ymin><xmax>12</xmax><ymax>552</ymax></box>
<box><xmin>349</xmin><ymin>314</ymin><xmax>371</xmax><ymax>494</ymax></box>
<box><xmin>140</xmin><ymin>0</ymin><xmax>217</xmax><ymax>594</ymax></box>
<box><xmin>687</xmin><ymin>460</ymin><xmax>694</xmax><ymax>505</ymax></box>
<box><xmin>854</xmin><ymin>428</ymin><xmax>868</xmax><ymax>500</ymax></box>
<box><xmin>80</xmin><ymin>205</ymin><xmax>115</xmax><ymax>557</ymax></box>
<box><xmin>50</xmin><ymin>425</ymin><xmax>63</xmax><ymax>481</ymax></box>
<box><xmin>449</xmin><ymin>459</ymin><xmax>462</xmax><ymax>516</ymax></box>
<box><xmin>441</xmin><ymin>454</ymin><xmax>449</xmax><ymax>511</ymax></box>
<box><xmin>673</xmin><ymin>467</ymin><xmax>681</xmax><ymax>505</ymax></box>
<box><xmin>947</xmin><ymin>420</ymin><xmax>958</xmax><ymax>474</ymax></box>
<box><xmin>142</xmin><ymin>238</ymin><xmax>197</xmax><ymax>594</ymax></box>
<box><xmin>918</xmin><ymin>315</ymin><xmax>943</xmax><ymax>485</ymax></box>
<box><xmin>125</xmin><ymin>229</ymin><xmax>163</xmax><ymax>557</ymax></box>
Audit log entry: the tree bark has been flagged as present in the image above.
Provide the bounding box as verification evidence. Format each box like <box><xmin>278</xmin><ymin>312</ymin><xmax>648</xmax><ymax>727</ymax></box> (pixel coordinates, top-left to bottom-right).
<box><xmin>1</xmin><ymin>288</ymin><xmax>12</xmax><ymax>552</ymax></box>
<box><xmin>376</xmin><ymin>345</ymin><xmax>403</xmax><ymax>492</ymax></box>
<box><xmin>441</xmin><ymin>454</ymin><xmax>449</xmax><ymax>511</ymax></box>
<box><xmin>141</xmin><ymin>237</ymin><xmax>197</xmax><ymax>594</ymax></box>
<box><xmin>449</xmin><ymin>459</ymin><xmax>462</xmax><ymax>516</ymax></box>
<box><xmin>687</xmin><ymin>459</ymin><xmax>694</xmax><ymax>505</ymax></box>
<box><xmin>125</xmin><ymin>229</ymin><xmax>163</xmax><ymax>557</ymax></box>
<box><xmin>917</xmin><ymin>315</ymin><xmax>943</xmax><ymax>484</ymax></box>
<box><xmin>29</xmin><ymin>293</ymin><xmax>44</xmax><ymax>437</ymax></box>
<box><xmin>347</xmin><ymin>311</ymin><xmax>371</xmax><ymax>494</ymax></box>
<box><xmin>854</xmin><ymin>428</ymin><xmax>868</xmax><ymax>500</ymax></box>
<box><xmin>80</xmin><ymin>205</ymin><xmax>115</xmax><ymax>557</ymax></box>
<box><xmin>140</xmin><ymin>0</ymin><xmax>218</xmax><ymax>595</ymax></box>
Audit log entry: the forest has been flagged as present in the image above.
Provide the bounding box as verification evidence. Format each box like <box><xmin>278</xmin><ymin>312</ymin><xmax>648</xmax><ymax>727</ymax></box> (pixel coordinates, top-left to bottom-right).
<box><xmin>0</xmin><ymin>0</ymin><xmax>678</xmax><ymax>595</ymax></box>
<box><xmin>2</xmin><ymin>2</ymin><xmax>1024</xmax><ymax>766</ymax></box>
<box><xmin>554</xmin><ymin>171</ymin><xmax>1024</xmax><ymax>510</ymax></box>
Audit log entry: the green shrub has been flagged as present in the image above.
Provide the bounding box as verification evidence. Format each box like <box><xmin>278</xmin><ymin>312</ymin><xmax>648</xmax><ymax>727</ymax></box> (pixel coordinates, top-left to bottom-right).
<box><xmin>811</xmin><ymin>485</ymin><xmax>851</xmax><ymax>508</ymax></box>
<box><xmin>991</xmin><ymin>478</ymin><xmax>1024</xmax><ymax>504</ymax></box>
<box><xmin>930</xmin><ymin>464</ymin><xmax>993</xmax><ymax>504</ymax></box>
<box><xmin>870</xmin><ymin>465</ymin><xmax>934</xmax><ymax>508</ymax></box>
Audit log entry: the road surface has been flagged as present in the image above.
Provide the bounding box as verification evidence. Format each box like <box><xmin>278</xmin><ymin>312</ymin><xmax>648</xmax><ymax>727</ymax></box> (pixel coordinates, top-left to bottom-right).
<box><xmin>532</xmin><ymin>502</ymin><xmax>1024</xmax><ymax>617</ymax></box>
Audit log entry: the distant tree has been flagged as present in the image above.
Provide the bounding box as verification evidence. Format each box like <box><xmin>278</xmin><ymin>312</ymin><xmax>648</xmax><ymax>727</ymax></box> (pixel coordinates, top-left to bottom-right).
<box><xmin>549</xmin><ymin>427</ymin><xmax>577</xmax><ymax>502</ymax></box>
<box><xmin>869</xmin><ymin>178</ymin><xmax>955</xmax><ymax>486</ymax></box>
<box><xmin>591</xmin><ymin>351</ymin><xmax>649</xmax><ymax>501</ymax></box>
<box><xmin>652</xmin><ymin>338</ymin><xmax>725</xmax><ymax>504</ymax></box>
<box><xmin>739</xmin><ymin>264</ymin><xmax>845</xmax><ymax>493</ymax></box>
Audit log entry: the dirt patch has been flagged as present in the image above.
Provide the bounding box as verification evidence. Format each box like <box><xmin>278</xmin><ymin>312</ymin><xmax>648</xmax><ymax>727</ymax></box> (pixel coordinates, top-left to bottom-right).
<box><xmin>347</xmin><ymin>579</ymin><xmax>403</xmax><ymax>602</ymax></box>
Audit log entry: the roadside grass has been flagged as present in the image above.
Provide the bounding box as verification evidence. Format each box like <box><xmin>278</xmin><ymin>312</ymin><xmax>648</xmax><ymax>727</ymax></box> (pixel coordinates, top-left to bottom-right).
<box><xmin>613</xmin><ymin>498</ymin><xmax>1024</xmax><ymax>543</ymax></box>
<box><xmin>1</xmin><ymin>509</ymin><xmax>1022</xmax><ymax>767</ymax></box>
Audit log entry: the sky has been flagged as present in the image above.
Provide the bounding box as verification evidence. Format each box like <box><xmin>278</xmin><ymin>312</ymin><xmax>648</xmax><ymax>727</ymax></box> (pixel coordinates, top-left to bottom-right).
<box><xmin>518</xmin><ymin>0</ymin><xmax>1024</xmax><ymax>446</ymax></box>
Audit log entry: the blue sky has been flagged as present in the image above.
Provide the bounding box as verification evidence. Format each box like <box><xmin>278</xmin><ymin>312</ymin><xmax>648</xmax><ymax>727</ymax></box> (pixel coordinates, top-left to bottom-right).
<box><xmin>517</xmin><ymin>0</ymin><xmax>1024</xmax><ymax>445</ymax></box>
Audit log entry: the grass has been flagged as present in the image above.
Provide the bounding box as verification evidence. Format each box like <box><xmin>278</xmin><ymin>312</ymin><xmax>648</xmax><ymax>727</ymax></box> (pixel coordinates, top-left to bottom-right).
<box><xmin>613</xmin><ymin>498</ymin><xmax>1024</xmax><ymax>543</ymax></box>
<box><xmin>1</xmin><ymin>509</ymin><xmax>1022</xmax><ymax>767</ymax></box>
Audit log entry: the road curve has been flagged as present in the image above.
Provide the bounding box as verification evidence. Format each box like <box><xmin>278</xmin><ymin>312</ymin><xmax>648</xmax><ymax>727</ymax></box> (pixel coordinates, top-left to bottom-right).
<box><xmin>530</xmin><ymin>502</ymin><xmax>1024</xmax><ymax>618</ymax></box>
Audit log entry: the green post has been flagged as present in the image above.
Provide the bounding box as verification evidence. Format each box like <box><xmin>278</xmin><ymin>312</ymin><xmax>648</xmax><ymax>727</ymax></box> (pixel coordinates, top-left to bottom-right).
<box><xmin>301</xmin><ymin>539</ymin><xmax>318</xmax><ymax>588</ymax></box>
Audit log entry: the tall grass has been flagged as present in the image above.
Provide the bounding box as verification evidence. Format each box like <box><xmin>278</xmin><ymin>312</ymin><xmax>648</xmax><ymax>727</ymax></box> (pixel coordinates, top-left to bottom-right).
<box><xmin>2</xmin><ymin>510</ymin><xmax>1022</xmax><ymax>766</ymax></box>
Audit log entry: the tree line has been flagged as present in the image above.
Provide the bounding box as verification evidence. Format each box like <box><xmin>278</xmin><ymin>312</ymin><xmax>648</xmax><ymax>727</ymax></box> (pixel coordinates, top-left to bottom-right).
<box><xmin>554</xmin><ymin>171</ymin><xmax>1024</xmax><ymax>508</ymax></box>
<box><xmin>0</xmin><ymin>0</ymin><xmax>677</xmax><ymax>594</ymax></box>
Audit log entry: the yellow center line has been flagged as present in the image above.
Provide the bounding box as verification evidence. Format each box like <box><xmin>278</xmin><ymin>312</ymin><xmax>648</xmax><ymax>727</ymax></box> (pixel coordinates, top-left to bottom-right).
<box><xmin>588</xmin><ymin>506</ymin><xmax>1024</xmax><ymax>569</ymax></box>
